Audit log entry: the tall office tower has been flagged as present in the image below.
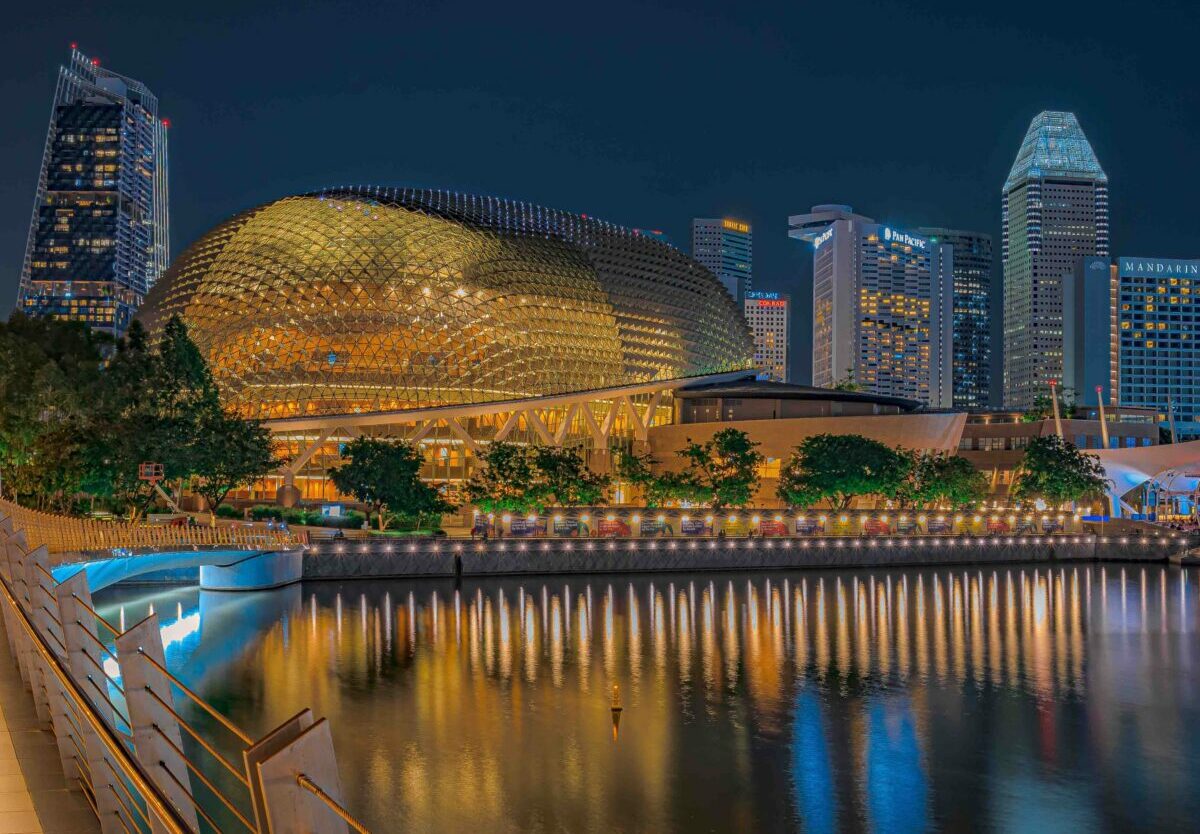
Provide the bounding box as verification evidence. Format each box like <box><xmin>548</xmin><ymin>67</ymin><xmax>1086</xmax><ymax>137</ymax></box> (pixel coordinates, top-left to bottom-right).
<box><xmin>18</xmin><ymin>47</ymin><xmax>169</xmax><ymax>337</ymax></box>
<box><xmin>743</xmin><ymin>291</ymin><xmax>789</xmax><ymax>382</ymax></box>
<box><xmin>1114</xmin><ymin>257</ymin><xmax>1200</xmax><ymax>439</ymax></box>
<box><xmin>917</xmin><ymin>227</ymin><xmax>992</xmax><ymax>409</ymax></box>
<box><xmin>691</xmin><ymin>217</ymin><xmax>752</xmax><ymax>301</ymax></box>
<box><xmin>789</xmin><ymin>206</ymin><xmax>953</xmax><ymax>407</ymax></box>
<box><xmin>1001</xmin><ymin>111</ymin><xmax>1107</xmax><ymax>409</ymax></box>
<box><xmin>1063</xmin><ymin>256</ymin><xmax>1117</xmax><ymax>408</ymax></box>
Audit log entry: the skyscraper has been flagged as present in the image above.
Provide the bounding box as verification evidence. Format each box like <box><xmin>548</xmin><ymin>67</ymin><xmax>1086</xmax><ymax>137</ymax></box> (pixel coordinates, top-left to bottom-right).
<box><xmin>18</xmin><ymin>47</ymin><xmax>169</xmax><ymax>337</ymax></box>
<box><xmin>1001</xmin><ymin>111</ymin><xmax>1108</xmax><ymax>409</ymax></box>
<box><xmin>1114</xmin><ymin>256</ymin><xmax>1200</xmax><ymax>439</ymax></box>
<box><xmin>743</xmin><ymin>291</ymin><xmax>789</xmax><ymax>382</ymax></box>
<box><xmin>916</xmin><ymin>227</ymin><xmax>992</xmax><ymax>409</ymax></box>
<box><xmin>691</xmin><ymin>217</ymin><xmax>752</xmax><ymax>301</ymax></box>
<box><xmin>789</xmin><ymin>206</ymin><xmax>953</xmax><ymax>407</ymax></box>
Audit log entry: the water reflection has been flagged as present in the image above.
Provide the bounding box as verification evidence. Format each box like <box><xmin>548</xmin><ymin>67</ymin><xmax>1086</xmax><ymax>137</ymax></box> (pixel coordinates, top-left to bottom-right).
<box><xmin>96</xmin><ymin>566</ymin><xmax>1200</xmax><ymax>833</ymax></box>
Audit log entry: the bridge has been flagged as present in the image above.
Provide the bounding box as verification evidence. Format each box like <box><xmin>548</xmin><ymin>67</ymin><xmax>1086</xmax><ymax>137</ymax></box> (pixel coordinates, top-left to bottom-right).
<box><xmin>0</xmin><ymin>500</ymin><xmax>366</xmax><ymax>833</ymax></box>
<box><xmin>0</xmin><ymin>497</ymin><xmax>306</xmax><ymax>591</ymax></box>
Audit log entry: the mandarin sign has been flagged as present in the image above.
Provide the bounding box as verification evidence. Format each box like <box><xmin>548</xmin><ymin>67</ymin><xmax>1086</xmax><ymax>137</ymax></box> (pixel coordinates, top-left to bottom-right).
<box><xmin>1119</xmin><ymin>257</ymin><xmax>1200</xmax><ymax>276</ymax></box>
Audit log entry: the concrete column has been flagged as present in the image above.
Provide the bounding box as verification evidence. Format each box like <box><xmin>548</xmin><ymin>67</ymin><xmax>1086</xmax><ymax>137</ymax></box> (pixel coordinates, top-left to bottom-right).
<box><xmin>253</xmin><ymin>714</ymin><xmax>350</xmax><ymax>833</ymax></box>
<box><xmin>54</xmin><ymin>572</ymin><xmax>125</xmax><ymax>833</ymax></box>
<box><xmin>115</xmin><ymin>614</ymin><xmax>200</xmax><ymax>834</ymax></box>
<box><xmin>244</xmin><ymin>709</ymin><xmax>315</xmax><ymax>831</ymax></box>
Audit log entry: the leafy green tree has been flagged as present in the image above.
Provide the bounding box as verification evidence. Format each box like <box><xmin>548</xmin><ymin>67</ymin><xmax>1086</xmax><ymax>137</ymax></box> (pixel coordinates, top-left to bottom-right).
<box><xmin>0</xmin><ymin>314</ymin><xmax>104</xmax><ymax>510</ymax></box>
<box><xmin>831</xmin><ymin>368</ymin><xmax>862</xmax><ymax>392</ymax></box>
<box><xmin>190</xmin><ymin>412</ymin><xmax>277</xmax><ymax>524</ymax></box>
<box><xmin>673</xmin><ymin>428</ymin><xmax>763</xmax><ymax>510</ymax></box>
<box><xmin>895</xmin><ymin>451</ymin><xmax>987</xmax><ymax>509</ymax></box>
<box><xmin>465</xmin><ymin>441</ymin><xmax>539</xmax><ymax>514</ymax></box>
<box><xmin>330</xmin><ymin>437</ymin><xmax>453</xmax><ymax>530</ymax></box>
<box><xmin>614</xmin><ymin>448</ymin><xmax>676</xmax><ymax>507</ymax></box>
<box><xmin>777</xmin><ymin>433</ymin><xmax>909</xmax><ymax>511</ymax></box>
<box><xmin>532</xmin><ymin>446</ymin><xmax>609</xmax><ymax>507</ymax></box>
<box><xmin>1021</xmin><ymin>388</ymin><xmax>1077</xmax><ymax>423</ymax></box>
<box><xmin>1011</xmin><ymin>435</ymin><xmax>1109</xmax><ymax>506</ymax></box>
<box><xmin>466</xmin><ymin>442</ymin><xmax>609</xmax><ymax>514</ymax></box>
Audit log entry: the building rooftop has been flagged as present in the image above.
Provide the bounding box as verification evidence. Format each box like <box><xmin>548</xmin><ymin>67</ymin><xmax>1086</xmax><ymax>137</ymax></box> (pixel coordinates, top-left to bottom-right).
<box><xmin>1003</xmin><ymin>111</ymin><xmax>1107</xmax><ymax>192</ymax></box>
<box><xmin>677</xmin><ymin>378</ymin><xmax>922</xmax><ymax>412</ymax></box>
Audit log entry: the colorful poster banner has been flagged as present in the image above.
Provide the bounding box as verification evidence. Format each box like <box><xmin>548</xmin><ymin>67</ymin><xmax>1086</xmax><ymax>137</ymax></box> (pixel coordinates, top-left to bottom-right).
<box><xmin>508</xmin><ymin>518</ymin><xmax>545</xmax><ymax>537</ymax></box>
<box><xmin>680</xmin><ymin>518</ymin><xmax>711</xmax><ymax>536</ymax></box>
<box><xmin>758</xmin><ymin>520</ymin><xmax>788</xmax><ymax>537</ymax></box>
<box><xmin>597</xmin><ymin>517</ymin><xmax>632</xmax><ymax>537</ymax></box>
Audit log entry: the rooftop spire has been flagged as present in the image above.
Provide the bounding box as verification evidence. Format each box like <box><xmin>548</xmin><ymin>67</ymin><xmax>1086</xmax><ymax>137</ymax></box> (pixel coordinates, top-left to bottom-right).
<box><xmin>1003</xmin><ymin>111</ymin><xmax>1107</xmax><ymax>192</ymax></box>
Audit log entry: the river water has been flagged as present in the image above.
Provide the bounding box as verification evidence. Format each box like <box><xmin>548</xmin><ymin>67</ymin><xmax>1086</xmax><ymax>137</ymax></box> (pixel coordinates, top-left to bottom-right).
<box><xmin>95</xmin><ymin>564</ymin><xmax>1200</xmax><ymax>833</ymax></box>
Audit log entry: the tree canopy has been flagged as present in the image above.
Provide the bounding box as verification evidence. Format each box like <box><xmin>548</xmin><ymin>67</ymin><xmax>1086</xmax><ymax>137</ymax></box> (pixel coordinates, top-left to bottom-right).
<box><xmin>671</xmin><ymin>428</ymin><xmax>763</xmax><ymax>510</ymax></box>
<box><xmin>1011</xmin><ymin>435</ymin><xmax>1109</xmax><ymax>505</ymax></box>
<box><xmin>465</xmin><ymin>442</ymin><xmax>609</xmax><ymax>514</ymax></box>
<box><xmin>0</xmin><ymin>313</ymin><xmax>279</xmax><ymax>519</ymax></box>
<box><xmin>777</xmin><ymin>433</ymin><xmax>909</xmax><ymax>511</ymax></box>
<box><xmin>894</xmin><ymin>451</ymin><xmax>988</xmax><ymax>510</ymax></box>
<box><xmin>329</xmin><ymin>437</ymin><xmax>453</xmax><ymax>530</ymax></box>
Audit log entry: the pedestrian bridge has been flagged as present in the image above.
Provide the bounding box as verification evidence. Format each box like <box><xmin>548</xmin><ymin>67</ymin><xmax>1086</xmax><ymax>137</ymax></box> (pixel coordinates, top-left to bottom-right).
<box><xmin>52</xmin><ymin>546</ymin><xmax>304</xmax><ymax>592</ymax></box>
<box><xmin>0</xmin><ymin>496</ymin><xmax>305</xmax><ymax>592</ymax></box>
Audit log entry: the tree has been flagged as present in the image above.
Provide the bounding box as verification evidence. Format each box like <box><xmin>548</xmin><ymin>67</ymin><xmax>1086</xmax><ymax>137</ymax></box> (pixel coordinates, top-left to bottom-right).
<box><xmin>1021</xmin><ymin>388</ymin><xmax>1077</xmax><ymax>423</ymax></box>
<box><xmin>1011</xmin><ymin>435</ymin><xmax>1109</xmax><ymax>506</ymax></box>
<box><xmin>831</xmin><ymin>368</ymin><xmax>862</xmax><ymax>392</ymax></box>
<box><xmin>190</xmin><ymin>412</ymin><xmax>277</xmax><ymax>524</ymax></box>
<box><xmin>674</xmin><ymin>428</ymin><xmax>763</xmax><ymax>510</ymax></box>
<box><xmin>464</xmin><ymin>441</ymin><xmax>540</xmax><ymax>515</ymax></box>
<box><xmin>777</xmin><ymin>433</ymin><xmax>909</xmax><ymax>511</ymax></box>
<box><xmin>330</xmin><ymin>437</ymin><xmax>453</xmax><ymax>530</ymax></box>
<box><xmin>0</xmin><ymin>314</ymin><xmax>105</xmax><ymax>510</ymax></box>
<box><xmin>615</xmin><ymin>448</ymin><xmax>682</xmax><ymax>507</ymax></box>
<box><xmin>532</xmin><ymin>446</ymin><xmax>609</xmax><ymax>508</ymax></box>
<box><xmin>466</xmin><ymin>442</ymin><xmax>609</xmax><ymax>514</ymax></box>
<box><xmin>895</xmin><ymin>451</ymin><xmax>987</xmax><ymax>509</ymax></box>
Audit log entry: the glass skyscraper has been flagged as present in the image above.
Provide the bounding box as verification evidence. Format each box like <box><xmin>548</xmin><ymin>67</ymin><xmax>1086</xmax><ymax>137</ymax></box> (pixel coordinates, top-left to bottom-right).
<box><xmin>18</xmin><ymin>47</ymin><xmax>169</xmax><ymax>337</ymax></box>
<box><xmin>917</xmin><ymin>227</ymin><xmax>992</xmax><ymax>409</ymax></box>
<box><xmin>691</xmin><ymin>217</ymin><xmax>752</xmax><ymax>302</ymax></box>
<box><xmin>1001</xmin><ymin>111</ymin><xmax>1107</xmax><ymax>409</ymax></box>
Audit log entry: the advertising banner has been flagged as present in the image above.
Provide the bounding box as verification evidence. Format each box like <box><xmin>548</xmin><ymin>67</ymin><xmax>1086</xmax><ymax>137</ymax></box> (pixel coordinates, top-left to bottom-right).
<box><xmin>553</xmin><ymin>515</ymin><xmax>587</xmax><ymax>537</ymax></box>
<box><xmin>758</xmin><ymin>519</ymin><xmax>788</xmax><ymax>537</ymax></box>
<box><xmin>597</xmin><ymin>517</ymin><xmax>632</xmax><ymax>537</ymax></box>
<box><xmin>508</xmin><ymin>518</ymin><xmax>545</xmax><ymax>537</ymax></box>
<box><xmin>640</xmin><ymin>517</ymin><xmax>674</xmax><ymax>537</ymax></box>
<box><xmin>680</xmin><ymin>517</ymin><xmax>711</xmax><ymax>536</ymax></box>
<box><xmin>794</xmin><ymin>517</ymin><xmax>823</xmax><ymax>535</ymax></box>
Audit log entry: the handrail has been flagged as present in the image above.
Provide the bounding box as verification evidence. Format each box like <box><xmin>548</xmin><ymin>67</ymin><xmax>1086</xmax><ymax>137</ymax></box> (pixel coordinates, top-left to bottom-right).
<box><xmin>138</xmin><ymin>650</ymin><xmax>254</xmax><ymax>745</ymax></box>
<box><xmin>0</xmin><ymin>496</ymin><xmax>300</xmax><ymax>554</ymax></box>
<box><xmin>297</xmin><ymin>774</ymin><xmax>371</xmax><ymax>834</ymax></box>
<box><xmin>0</xmin><ymin>572</ymin><xmax>195</xmax><ymax>834</ymax></box>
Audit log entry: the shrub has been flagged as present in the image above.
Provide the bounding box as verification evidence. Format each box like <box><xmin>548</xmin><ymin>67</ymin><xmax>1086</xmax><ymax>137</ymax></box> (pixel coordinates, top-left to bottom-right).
<box><xmin>215</xmin><ymin>504</ymin><xmax>241</xmax><ymax>519</ymax></box>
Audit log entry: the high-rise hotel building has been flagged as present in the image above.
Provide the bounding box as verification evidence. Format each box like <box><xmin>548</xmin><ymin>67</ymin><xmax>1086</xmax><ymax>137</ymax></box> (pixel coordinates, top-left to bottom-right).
<box><xmin>789</xmin><ymin>205</ymin><xmax>953</xmax><ymax>407</ymax></box>
<box><xmin>18</xmin><ymin>47</ymin><xmax>169</xmax><ymax>337</ymax></box>
<box><xmin>916</xmin><ymin>227</ymin><xmax>992</xmax><ymax>409</ymax></box>
<box><xmin>691</xmin><ymin>217</ymin><xmax>752</xmax><ymax>302</ymax></box>
<box><xmin>743</xmin><ymin>291</ymin><xmax>789</xmax><ymax>382</ymax></box>
<box><xmin>1115</xmin><ymin>257</ymin><xmax>1200</xmax><ymax>439</ymax></box>
<box><xmin>1001</xmin><ymin>111</ymin><xmax>1108</xmax><ymax>409</ymax></box>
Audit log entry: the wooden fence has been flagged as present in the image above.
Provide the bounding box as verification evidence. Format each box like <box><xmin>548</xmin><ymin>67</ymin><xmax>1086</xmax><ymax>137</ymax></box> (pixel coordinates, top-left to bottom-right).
<box><xmin>0</xmin><ymin>497</ymin><xmax>301</xmax><ymax>553</ymax></box>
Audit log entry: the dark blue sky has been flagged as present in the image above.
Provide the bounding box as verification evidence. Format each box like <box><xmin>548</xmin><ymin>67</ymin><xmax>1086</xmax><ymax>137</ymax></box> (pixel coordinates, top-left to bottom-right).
<box><xmin>2</xmin><ymin>0</ymin><xmax>1197</xmax><ymax>387</ymax></box>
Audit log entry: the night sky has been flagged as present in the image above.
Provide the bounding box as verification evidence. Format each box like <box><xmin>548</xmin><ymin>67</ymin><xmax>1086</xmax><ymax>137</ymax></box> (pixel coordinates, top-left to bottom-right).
<box><xmin>2</xmin><ymin>1</ymin><xmax>1197</xmax><ymax>393</ymax></box>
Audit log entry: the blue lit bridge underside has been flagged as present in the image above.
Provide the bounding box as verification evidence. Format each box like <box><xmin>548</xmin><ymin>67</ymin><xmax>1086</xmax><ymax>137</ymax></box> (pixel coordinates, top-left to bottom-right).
<box><xmin>52</xmin><ymin>547</ymin><xmax>304</xmax><ymax>593</ymax></box>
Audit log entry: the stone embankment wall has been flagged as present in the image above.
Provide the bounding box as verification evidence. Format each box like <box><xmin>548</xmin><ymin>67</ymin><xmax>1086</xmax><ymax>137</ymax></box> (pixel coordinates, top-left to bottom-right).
<box><xmin>302</xmin><ymin>534</ymin><xmax>1187</xmax><ymax>581</ymax></box>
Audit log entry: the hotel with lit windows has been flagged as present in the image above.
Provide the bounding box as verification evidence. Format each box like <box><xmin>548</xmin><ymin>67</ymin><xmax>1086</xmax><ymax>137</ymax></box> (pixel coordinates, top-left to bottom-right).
<box><xmin>743</xmin><ymin>291</ymin><xmax>789</xmax><ymax>382</ymax></box>
<box><xmin>18</xmin><ymin>47</ymin><xmax>169</xmax><ymax>336</ymax></box>
<box><xmin>1116</xmin><ymin>257</ymin><xmax>1200</xmax><ymax>439</ymax></box>
<box><xmin>789</xmin><ymin>205</ymin><xmax>953</xmax><ymax>407</ymax></box>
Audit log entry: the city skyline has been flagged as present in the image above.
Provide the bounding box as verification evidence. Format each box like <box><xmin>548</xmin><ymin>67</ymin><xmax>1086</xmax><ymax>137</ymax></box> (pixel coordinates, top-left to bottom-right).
<box><xmin>2</xmin><ymin>2</ymin><xmax>1198</xmax><ymax>392</ymax></box>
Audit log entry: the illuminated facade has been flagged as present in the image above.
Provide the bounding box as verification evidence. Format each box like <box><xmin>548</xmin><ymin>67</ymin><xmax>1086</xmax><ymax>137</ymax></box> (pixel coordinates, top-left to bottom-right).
<box><xmin>789</xmin><ymin>206</ymin><xmax>953</xmax><ymax>407</ymax></box>
<box><xmin>139</xmin><ymin>187</ymin><xmax>754</xmax><ymax>501</ymax></box>
<box><xmin>1115</xmin><ymin>256</ymin><xmax>1200</xmax><ymax>439</ymax></box>
<box><xmin>743</xmin><ymin>291</ymin><xmax>789</xmax><ymax>382</ymax></box>
<box><xmin>691</xmin><ymin>217</ymin><xmax>752</xmax><ymax>302</ymax></box>
<box><xmin>18</xmin><ymin>47</ymin><xmax>169</xmax><ymax>336</ymax></box>
<box><xmin>916</xmin><ymin>227</ymin><xmax>992</xmax><ymax>408</ymax></box>
<box><xmin>1002</xmin><ymin>111</ymin><xmax>1108</xmax><ymax>409</ymax></box>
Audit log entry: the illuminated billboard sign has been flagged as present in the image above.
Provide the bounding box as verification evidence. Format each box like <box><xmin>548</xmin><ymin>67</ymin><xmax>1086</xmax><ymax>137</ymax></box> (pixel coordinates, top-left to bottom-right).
<box><xmin>882</xmin><ymin>226</ymin><xmax>927</xmax><ymax>250</ymax></box>
<box><xmin>1119</xmin><ymin>257</ymin><xmax>1200</xmax><ymax>276</ymax></box>
<box><xmin>812</xmin><ymin>227</ymin><xmax>834</xmax><ymax>249</ymax></box>
<box><xmin>722</xmin><ymin>218</ymin><xmax>750</xmax><ymax>233</ymax></box>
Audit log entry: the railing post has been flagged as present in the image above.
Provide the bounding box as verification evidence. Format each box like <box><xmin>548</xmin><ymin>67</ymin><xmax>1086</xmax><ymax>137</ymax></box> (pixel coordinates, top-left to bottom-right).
<box><xmin>247</xmin><ymin>711</ymin><xmax>349</xmax><ymax>833</ymax></box>
<box><xmin>115</xmin><ymin>614</ymin><xmax>200</xmax><ymax>834</ymax></box>
<box><xmin>0</xmin><ymin>520</ymin><xmax>23</xmax><ymax>660</ymax></box>
<box><xmin>53</xmin><ymin>571</ymin><xmax>126</xmax><ymax>833</ymax></box>
<box><xmin>22</xmin><ymin>544</ymin><xmax>58</xmax><ymax>723</ymax></box>
<box><xmin>5</xmin><ymin>531</ymin><xmax>39</xmax><ymax>694</ymax></box>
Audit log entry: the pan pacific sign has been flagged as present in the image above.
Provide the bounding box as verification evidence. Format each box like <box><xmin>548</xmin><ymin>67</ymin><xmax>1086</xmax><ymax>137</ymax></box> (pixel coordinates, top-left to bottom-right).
<box><xmin>1119</xmin><ymin>257</ymin><xmax>1200</xmax><ymax>276</ymax></box>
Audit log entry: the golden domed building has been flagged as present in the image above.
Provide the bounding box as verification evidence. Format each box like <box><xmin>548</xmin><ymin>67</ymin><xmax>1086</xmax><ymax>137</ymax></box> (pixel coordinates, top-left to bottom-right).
<box><xmin>139</xmin><ymin>187</ymin><xmax>754</xmax><ymax>501</ymax></box>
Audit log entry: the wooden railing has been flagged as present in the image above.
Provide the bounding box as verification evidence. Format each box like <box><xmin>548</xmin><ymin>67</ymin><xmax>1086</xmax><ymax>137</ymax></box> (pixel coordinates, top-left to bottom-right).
<box><xmin>0</xmin><ymin>497</ymin><xmax>301</xmax><ymax>553</ymax></box>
